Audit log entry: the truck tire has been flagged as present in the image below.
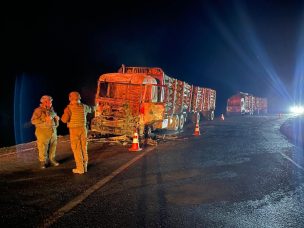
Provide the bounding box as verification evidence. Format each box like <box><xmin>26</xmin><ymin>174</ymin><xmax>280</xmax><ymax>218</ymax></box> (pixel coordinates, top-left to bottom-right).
<box><xmin>209</xmin><ymin>111</ymin><xmax>214</xmax><ymax>120</ymax></box>
<box><xmin>174</xmin><ymin>115</ymin><xmax>180</xmax><ymax>131</ymax></box>
<box><xmin>195</xmin><ymin>112</ymin><xmax>200</xmax><ymax>123</ymax></box>
<box><xmin>179</xmin><ymin>114</ymin><xmax>185</xmax><ymax>130</ymax></box>
<box><xmin>169</xmin><ymin>115</ymin><xmax>179</xmax><ymax>131</ymax></box>
<box><xmin>144</xmin><ymin>125</ymin><xmax>152</xmax><ymax>138</ymax></box>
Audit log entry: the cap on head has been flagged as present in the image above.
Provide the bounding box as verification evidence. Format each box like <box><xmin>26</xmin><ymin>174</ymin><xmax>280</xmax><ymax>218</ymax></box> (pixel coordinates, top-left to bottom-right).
<box><xmin>40</xmin><ymin>95</ymin><xmax>53</xmax><ymax>103</ymax></box>
<box><xmin>69</xmin><ymin>91</ymin><xmax>81</xmax><ymax>101</ymax></box>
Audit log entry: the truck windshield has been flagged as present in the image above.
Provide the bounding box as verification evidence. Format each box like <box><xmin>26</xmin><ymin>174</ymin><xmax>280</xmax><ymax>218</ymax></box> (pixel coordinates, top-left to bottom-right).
<box><xmin>98</xmin><ymin>82</ymin><xmax>161</xmax><ymax>103</ymax></box>
<box><xmin>98</xmin><ymin>82</ymin><xmax>108</xmax><ymax>97</ymax></box>
<box><xmin>98</xmin><ymin>82</ymin><xmax>129</xmax><ymax>99</ymax></box>
<box><xmin>98</xmin><ymin>82</ymin><xmax>144</xmax><ymax>101</ymax></box>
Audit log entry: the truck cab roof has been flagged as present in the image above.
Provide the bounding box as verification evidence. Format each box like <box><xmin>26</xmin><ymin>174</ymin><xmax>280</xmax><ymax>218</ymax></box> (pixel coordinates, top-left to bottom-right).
<box><xmin>98</xmin><ymin>73</ymin><xmax>157</xmax><ymax>85</ymax></box>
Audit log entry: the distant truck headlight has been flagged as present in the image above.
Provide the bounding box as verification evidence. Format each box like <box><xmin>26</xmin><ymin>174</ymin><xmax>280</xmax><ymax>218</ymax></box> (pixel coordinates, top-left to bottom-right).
<box><xmin>290</xmin><ymin>105</ymin><xmax>304</xmax><ymax>114</ymax></box>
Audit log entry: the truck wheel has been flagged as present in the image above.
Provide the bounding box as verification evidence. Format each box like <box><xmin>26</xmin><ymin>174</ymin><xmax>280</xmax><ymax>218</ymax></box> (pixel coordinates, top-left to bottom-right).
<box><xmin>209</xmin><ymin>111</ymin><xmax>214</xmax><ymax>120</ymax></box>
<box><xmin>179</xmin><ymin>114</ymin><xmax>185</xmax><ymax>130</ymax></box>
<box><xmin>191</xmin><ymin>112</ymin><xmax>200</xmax><ymax>123</ymax></box>
<box><xmin>196</xmin><ymin>112</ymin><xmax>200</xmax><ymax>123</ymax></box>
<box><xmin>172</xmin><ymin>115</ymin><xmax>179</xmax><ymax>131</ymax></box>
<box><xmin>144</xmin><ymin>125</ymin><xmax>152</xmax><ymax>138</ymax></box>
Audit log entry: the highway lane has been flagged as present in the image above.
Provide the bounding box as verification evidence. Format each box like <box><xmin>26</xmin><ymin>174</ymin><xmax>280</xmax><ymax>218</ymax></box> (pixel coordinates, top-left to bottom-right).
<box><xmin>52</xmin><ymin>115</ymin><xmax>304</xmax><ymax>228</ymax></box>
<box><xmin>1</xmin><ymin>115</ymin><xmax>304</xmax><ymax>227</ymax></box>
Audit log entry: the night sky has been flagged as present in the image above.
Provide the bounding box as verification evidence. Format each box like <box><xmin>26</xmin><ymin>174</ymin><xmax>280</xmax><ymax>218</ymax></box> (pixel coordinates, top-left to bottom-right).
<box><xmin>2</xmin><ymin>0</ymin><xmax>304</xmax><ymax>147</ymax></box>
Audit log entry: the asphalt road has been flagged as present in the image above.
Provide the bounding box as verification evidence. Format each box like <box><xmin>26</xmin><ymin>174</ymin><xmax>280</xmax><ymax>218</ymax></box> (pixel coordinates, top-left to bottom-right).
<box><xmin>1</xmin><ymin>115</ymin><xmax>304</xmax><ymax>227</ymax></box>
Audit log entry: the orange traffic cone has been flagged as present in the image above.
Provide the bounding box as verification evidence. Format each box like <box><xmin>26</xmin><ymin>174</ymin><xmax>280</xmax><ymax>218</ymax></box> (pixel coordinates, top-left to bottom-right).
<box><xmin>221</xmin><ymin>114</ymin><xmax>225</xmax><ymax>120</ymax></box>
<box><xmin>193</xmin><ymin>121</ymin><xmax>200</xmax><ymax>136</ymax></box>
<box><xmin>129</xmin><ymin>130</ymin><xmax>142</xmax><ymax>152</ymax></box>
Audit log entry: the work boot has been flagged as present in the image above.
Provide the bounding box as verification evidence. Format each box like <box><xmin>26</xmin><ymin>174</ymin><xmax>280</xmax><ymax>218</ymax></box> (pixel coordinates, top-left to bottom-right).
<box><xmin>72</xmin><ymin>169</ymin><xmax>84</xmax><ymax>174</ymax></box>
<box><xmin>40</xmin><ymin>162</ymin><xmax>47</xmax><ymax>169</ymax></box>
<box><xmin>50</xmin><ymin>160</ymin><xmax>59</xmax><ymax>167</ymax></box>
<box><xmin>84</xmin><ymin>162</ymin><xmax>88</xmax><ymax>173</ymax></box>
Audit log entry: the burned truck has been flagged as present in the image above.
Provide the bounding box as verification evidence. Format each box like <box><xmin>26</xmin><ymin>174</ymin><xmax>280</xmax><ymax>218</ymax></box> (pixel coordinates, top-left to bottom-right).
<box><xmin>91</xmin><ymin>65</ymin><xmax>216</xmax><ymax>137</ymax></box>
<box><xmin>226</xmin><ymin>92</ymin><xmax>267</xmax><ymax>115</ymax></box>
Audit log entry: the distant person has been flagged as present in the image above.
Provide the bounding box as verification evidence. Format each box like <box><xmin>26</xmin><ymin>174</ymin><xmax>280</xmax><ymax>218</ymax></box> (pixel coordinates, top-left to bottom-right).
<box><xmin>31</xmin><ymin>95</ymin><xmax>60</xmax><ymax>169</ymax></box>
<box><xmin>61</xmin><ymin>91</ymin><xmax>95</xmax><ymax>174</ymax></box>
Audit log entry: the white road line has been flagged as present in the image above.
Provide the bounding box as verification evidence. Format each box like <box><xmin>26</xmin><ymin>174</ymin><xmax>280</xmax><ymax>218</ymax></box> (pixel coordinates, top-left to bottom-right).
<box><xmin>16</xmin><ymin>147</ymin><xmax>35</xmax><ymax>152</ymax></box>
<box><xmin>0</xmin><ymin>152</ymin><xmax>17</xmax><ymax>158</ymax></box>
<box><xmin>0</xmin><ymin>148</ymin><xmax>35</xmax><ymax>158</ymax></box>
<box><xmin>280</xmin><ymin>152</ymin><xmax>304</xmax><ymax>171</ymax></box>
<box><xmin>42</xmin><ymin>146</ymin><xmax>155</xmax><ymax>227</ymax></box>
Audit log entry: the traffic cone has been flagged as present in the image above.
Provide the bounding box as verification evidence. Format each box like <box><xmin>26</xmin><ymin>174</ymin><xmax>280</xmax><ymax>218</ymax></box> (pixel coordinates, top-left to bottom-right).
<box><xmin>129</xmin><ymin>130</ymin><xmax>142</xmax><ymax>152</ymax></box>
<box><xmin>193</xmin><ymin>121</ymin><xmax>200</xmax><ymax>136</ymax></box>
<box><xmin>221</xmin><ymin>114</ymin><xmax>225</xmax><ymax>120</ymax></box>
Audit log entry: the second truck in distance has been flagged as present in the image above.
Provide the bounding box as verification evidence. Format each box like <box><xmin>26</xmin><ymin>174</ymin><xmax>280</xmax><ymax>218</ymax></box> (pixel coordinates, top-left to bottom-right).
<box><xmin>226</xmin><ymin>92</ymin><xmax>267</xmax><ymax>115</ymax></box>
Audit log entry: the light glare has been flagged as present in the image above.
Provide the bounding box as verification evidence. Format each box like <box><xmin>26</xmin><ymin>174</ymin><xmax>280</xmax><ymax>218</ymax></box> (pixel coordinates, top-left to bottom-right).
<box><xmin>290</xmin><ymin>105</ymin><xmax>304</xmax><ymax>114</ymax></box>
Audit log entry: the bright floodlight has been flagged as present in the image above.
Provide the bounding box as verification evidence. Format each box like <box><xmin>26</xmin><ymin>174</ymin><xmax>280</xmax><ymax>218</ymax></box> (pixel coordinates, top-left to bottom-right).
<box><xmin>290</xmin><ymin>105</ymin><xmax>304</xmax><ymax>114</ymax></box>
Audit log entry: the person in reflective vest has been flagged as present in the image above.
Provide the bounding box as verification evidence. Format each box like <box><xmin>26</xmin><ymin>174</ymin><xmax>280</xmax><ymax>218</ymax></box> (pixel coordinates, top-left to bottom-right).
<box><xmin>31</xmin><ymin>95</ymin><xmax>60</xmax><ymax>169</ymax></box>
<box><xmin>61</xmin><ymin>91</ymin><xmax>95</xmax><ymax>174</ymax></box>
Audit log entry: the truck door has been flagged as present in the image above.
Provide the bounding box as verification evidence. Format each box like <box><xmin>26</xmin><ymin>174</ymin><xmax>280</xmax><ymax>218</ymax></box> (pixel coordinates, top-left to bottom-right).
<box><xmin>141</xmin><ymin>85</ymin><xmax>165</xmax><ymax>124</ymax></box>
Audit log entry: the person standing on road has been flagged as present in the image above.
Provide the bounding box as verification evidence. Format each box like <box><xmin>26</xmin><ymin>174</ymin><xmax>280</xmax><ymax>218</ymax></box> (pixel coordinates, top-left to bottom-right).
<box><xmin>61</xmin><ymin>91</ymin><xmax>95</xmax><ymax>174</ymax></box>
<box><xmin>31</xmin><ymin>95</ymin><xmax>60</xmax><ymax>169</ymax></box>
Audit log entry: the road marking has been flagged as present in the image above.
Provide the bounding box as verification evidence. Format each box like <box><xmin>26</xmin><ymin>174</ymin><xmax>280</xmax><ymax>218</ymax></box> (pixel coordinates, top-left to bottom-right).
<box><xmin>0</xmin><ymin>148</ymin><xmax>35</xmax><ymax>158</ymax></box>
<box><xmin>280</xmin><ymin>152</ymin><xmax>304</xmax><ymax>171</ymax></box>
<box><xmin>42</xmin><ymin>146</ymin><xmax>155</xmax><ymax>227</ymax></box>
<box><xmin>8</xmin><ymin>174</ymin><xmax>62</xmax><ymax>183</ymax></box>
<box><xmin>0</xmin><ymin>152</ymin><xmax>17</xmax><ymax>158</ymax></box>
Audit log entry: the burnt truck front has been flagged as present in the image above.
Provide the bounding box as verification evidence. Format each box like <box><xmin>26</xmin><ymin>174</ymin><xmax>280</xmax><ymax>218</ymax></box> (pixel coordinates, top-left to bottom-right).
<box><xmin>90</xmin><ymin>73</ymin><xmax>166</xmax><ymax>137</ymax></box>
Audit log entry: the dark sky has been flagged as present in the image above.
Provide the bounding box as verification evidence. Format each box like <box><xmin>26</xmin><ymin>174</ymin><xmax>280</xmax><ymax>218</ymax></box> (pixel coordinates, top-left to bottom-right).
<box><xmin>2</xmin><ymin>0</ymin><xmax>304</xmax><ymax>147</ymax></box>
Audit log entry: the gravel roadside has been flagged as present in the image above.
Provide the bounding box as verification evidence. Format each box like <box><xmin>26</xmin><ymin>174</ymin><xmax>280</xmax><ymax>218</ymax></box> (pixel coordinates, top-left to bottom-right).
<box><xmin>280</xmin><ymin>115</ymin><xmax>304</xmax><ymax>148</ymax></box>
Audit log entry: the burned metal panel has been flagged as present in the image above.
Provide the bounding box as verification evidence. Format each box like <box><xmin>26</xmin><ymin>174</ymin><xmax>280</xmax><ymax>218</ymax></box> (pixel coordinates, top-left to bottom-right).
<box><xmin>142</xmin><ymin>103</ymin><xmax>165</xmax><ymax>124</ymax></box>
<box><xmin>92</xmin><ymin>80</ymin><xmax>145</xmax><ymax>136</ymax></box>
<box><xmin>91</xmin><ymin>98</ymin><xmax>141</xmax><ymax>136</ymax></box>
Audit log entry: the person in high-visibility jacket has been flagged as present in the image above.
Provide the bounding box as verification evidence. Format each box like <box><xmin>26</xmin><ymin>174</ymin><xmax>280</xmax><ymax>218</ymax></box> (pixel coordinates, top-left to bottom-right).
<box><xmin>61</xmin><ymin>91</ymin><xmax>95</xmax><ymax>174</ymax></box>
<box><xmin>31</xmin><ymin>95</ymin><xmax>60</xmax><ymax>169</ymax></box>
